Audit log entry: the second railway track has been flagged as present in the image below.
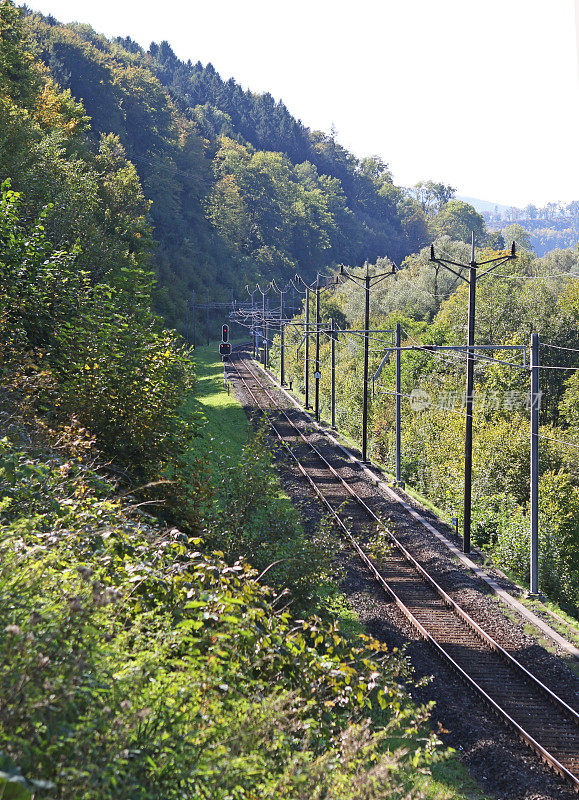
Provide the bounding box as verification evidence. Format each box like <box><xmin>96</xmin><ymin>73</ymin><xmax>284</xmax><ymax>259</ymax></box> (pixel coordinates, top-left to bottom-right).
<box><xmin>228</xmin><ymin>349</ymin><xmax>579</xmax><ymax>793</ymax></box>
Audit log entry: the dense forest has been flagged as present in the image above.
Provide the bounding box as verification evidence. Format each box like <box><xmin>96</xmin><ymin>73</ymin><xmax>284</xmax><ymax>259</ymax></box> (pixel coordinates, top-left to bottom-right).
<box><xmin>10</xmin><ymin>7</ymin><xmax>437</xmax><ymax>329</ymax></box>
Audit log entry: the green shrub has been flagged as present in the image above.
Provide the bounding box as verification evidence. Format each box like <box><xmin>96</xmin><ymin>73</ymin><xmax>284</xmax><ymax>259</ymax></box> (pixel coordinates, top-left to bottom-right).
<box><xmin>0</xmin><ymin>438</ymin><xmax>440</xmax><ymax>799</ymax></box>
<box><xmin>205</xmin><ymin>426</ymin><xmax>338</xmax><ymax>611</ymax></box>
<box><xmin>0</xmin><ymin>182</ymin><xmax>195</xmax><ymax>472</ymax></box>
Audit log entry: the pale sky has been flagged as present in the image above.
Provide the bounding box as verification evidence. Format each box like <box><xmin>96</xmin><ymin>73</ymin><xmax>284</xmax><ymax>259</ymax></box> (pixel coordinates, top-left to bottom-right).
<box><xmin>27</xmin><ymin>0</ymin><xmax>579</xmax><ymax>207</ymax></box>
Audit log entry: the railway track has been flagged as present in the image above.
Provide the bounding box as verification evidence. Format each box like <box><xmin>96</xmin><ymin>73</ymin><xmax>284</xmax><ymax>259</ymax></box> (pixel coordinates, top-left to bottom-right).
<box><xmin>228</xmin><ymin>350</ymin><xmax>579</xmax><ymax>793</ymax></box>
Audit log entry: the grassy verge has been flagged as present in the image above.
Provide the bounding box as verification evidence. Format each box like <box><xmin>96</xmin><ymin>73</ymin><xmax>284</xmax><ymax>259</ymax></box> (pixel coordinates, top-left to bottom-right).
<box><xmin>529</xmin><ymin>598</ymin><xmax>579</xmax><ymax>636</ymax></box>
<box><xmin>181</xmin><ymin>343</ymin><xmax>249</xmax><ymax>463</ymax></box>
<box><xmin>186</xmin><ymin>345</ymin><xmax>362</xmax><ymax>632</ymax></box>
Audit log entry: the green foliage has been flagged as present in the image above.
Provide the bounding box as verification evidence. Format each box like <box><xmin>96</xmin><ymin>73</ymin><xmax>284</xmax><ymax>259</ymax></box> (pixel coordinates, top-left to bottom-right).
<box><xmin>282</xmin><ymin>243</ymin><xmax>579</xmax><ymax>614</ymax></box>
<box><xmin>0</xmin><ymin>182</ymin><xmax>83</xmax><ymax>364</ymax></box>
<box><xmin>0</xmin><ymin>1</ymin><xmax>196</xmax><ymax>472</ymax></box>
<box><xmin>206</xmin><ymin>426</ymin><xmax>338</xmax><ymax>611</ymax></box>
<box><xmin>0</xmin><ymin>437</ymin><xmax>442</xmax><ymax>799</ymax></box>
<box><xmin>559</xmin><ymin>370</ymin><xmax>579</xmax><ymax>428</ymax></box>
<box><xmin>0</xmin><ymin>183</ymin><xmax>194</xmax><ymax>472</ymax></box>
<box><xmin>430</xmin><ymin>200</ymin><xmax>486</xmax><ymax>244</ymax></box>
<box><xmin>409</xmin><ymin>181</ymin><xmax>456</xmax><ymax>215</ymax></box>
<box><xmin>491</xmin><ymin>472</ymin><xmax>579</xmax><ymax>613</ymax></box>
<box><xmin>502</xmin><ymin>222</ymin><xmax>532</xmax><ymax>251</ymax></box>
<box><xmin>0</xmin><ymin>4</ymin><xmax>147</xmax><ymax>287</ymax></box>
<box><xmin>16</xmin><ymin>6</ymin><xmax>434</xmax><ymax>332</ymax></box>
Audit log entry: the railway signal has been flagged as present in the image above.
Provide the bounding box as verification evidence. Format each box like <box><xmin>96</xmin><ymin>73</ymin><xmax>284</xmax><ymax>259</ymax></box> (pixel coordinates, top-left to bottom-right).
<box><xmin>219</xmin><ymin>323</ymin><xmax>231</xmax><ymax>361</ymax></box>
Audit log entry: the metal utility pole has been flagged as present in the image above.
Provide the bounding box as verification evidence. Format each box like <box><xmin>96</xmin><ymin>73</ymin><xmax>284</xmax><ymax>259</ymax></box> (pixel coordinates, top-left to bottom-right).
<box><xmin>529</xmin><ymin>332</ymin><xmax>540</xmax><ymax>596</ymax></box>
<box><xmin>279</xmin><ymin>290</ymin><xmax>285</xmax><ymax>386</ymax></box>
<box><xmin>266</xmin><ymin>298</ymin><xmax>270</xmax><ymax>367</ymax></box>
<box><xmin>186</xmin><ymin>298</ymin><xmax>190</xmax><ymax>345</ymax></box>
<box><xmin>245</xmin><ymin>285</ymin><xmax>257</xmax><ymax>358</ymax></box>
<box><xmin>314</xmin><ymin>274</ymin><xmax>321</xmax><ymax>422</ymax></box>
<box><xmin>206</xmin><ymin>288</ymin><xmax>210</xmax><ymax>346</ymax></box>
<box><xmin>289</xmin><ymin>277</ymin><xmax>307</xmax><ymax>399</ymax></box>
<box><xmin>331</xmin><ymin>317</ymin><xmax>336</xmax><ymax>428</ymax></box>
<box><xmin>271</xmin><ymin>280</ymin><xmax>288</xmax><ymax>385</ymax></box>
<box><xmin>338</xmin><ymin>261</ymin><xmax>397</xmax><ymax>463</ymax></box>
<box><xmin>192</xmin><ymin>289</ymin><xmax>196</xmax><ymax>349</ymax></box>
<box><xmin>395</xmin><ymin>321</ymin><xmax>402</xmax><ymax>484</ymax></box>
<box><xmin>295</xmin><ymin>273</ymin><xmax>337</xmax><ymax>416</ymax></box>
<box><xmin>262</xmin><ymin>290</ymin><xmax>266</xmax><ymax>366</ymax></box>
<box><xmin>280</xmin><ymin>288</ymin><xmax>285</xmax><ymax>385</ymax></box>
<box><xmin>251</xmin><ymin>290</ymin><xmax>256</xmax><ymax>357</ymax></box>
<box><xmin>304</xmin><ymin>285</ymin><xmax>310</xmax><ymax>408</ymax></box>
<box><xmin>362</xmin><ymin>264</ymin><xmax>371</xmax><ymax>461</ymax></box>
<box><xmin>255</xmin><ymin>283</ymin><xmax>271</xmax><ymax>367</ymax></box>
<box><xmin>430</xmin><ymin>235</ymin><xmax>516</xmax><ymax>553</ymax></box>
<box><xmin>463</xmin><ymin>233</ymin><xmax>477</xmax><ymax>555</ymax></box>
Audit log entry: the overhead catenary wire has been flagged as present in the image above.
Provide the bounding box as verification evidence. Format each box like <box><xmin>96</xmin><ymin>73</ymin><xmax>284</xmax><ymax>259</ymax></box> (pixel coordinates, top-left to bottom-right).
<box><xmin>488</xmin><ymin>272</ymin><xmax>579</xmax><ymax>280</ymax></box>
<box><xmin>538</xmin><ymin>365</ymin><xmax>579</xmax><ymax>371</ymax></box>
<box><xmin>402</xmin><ymin>327</ymin><xmax>530</xmax><ymax>370</ymax></box>
<box><xmin>402</xmin><ymin>327</ymin><xmax>469</xmax><ymax>370</ymax></box>
<box><xmin>539</xmin><ymin>434</ymin><xmax>579</xmax><ymax>451</ymax></box>
<box><xmin>540</xmin><ymin>342</ymin><xmax>579</xmax><ymax>353</ymax></box>
<box><xmin>375</xmin><ymin>387</ymin><xmax>468</xmax><ymax>418</ymax></box>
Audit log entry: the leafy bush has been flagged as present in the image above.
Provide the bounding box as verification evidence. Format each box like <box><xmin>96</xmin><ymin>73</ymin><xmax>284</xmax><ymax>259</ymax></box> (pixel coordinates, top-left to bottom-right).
<box><xmin>205</xmin><ymin>425</ymin><xmax>338</xmax><ymax>611</ymax></box>
<box><xmin>0</xmin><ymin>438</ymin><xmax>441</xmax><ymax>799</ymax></box>
<box><xmin>0</xmin><ymin>182</ymin><xmax>195</xmax><ymax>471</ymax></box>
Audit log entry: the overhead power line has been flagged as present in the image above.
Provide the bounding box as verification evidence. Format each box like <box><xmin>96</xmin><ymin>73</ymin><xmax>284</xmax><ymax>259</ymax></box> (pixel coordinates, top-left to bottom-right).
<box><xmin>538</xmin><ymin>365</ymin><xmax>579</xmax><ymax>371</ymax></box>
<box><xmin>540</xmin><ymin>343</ymin><xmax>579</xmax><ymax>353</ymax></box>
<box><xmin>489</xmin><ymin>272</ymin><xmax>579</xmax><ymax>280</ymax></box>
<box><xmin>539</xmin><ymin>434</ymin><xmax>579</xmax><ymax>451</ymax></box>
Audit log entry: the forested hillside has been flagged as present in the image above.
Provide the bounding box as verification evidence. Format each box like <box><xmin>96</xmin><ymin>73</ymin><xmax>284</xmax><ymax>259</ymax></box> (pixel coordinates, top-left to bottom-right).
<box><xmin>0</xmin><ymin>4</ymin><xmax>463</xmax><ymax>796</ymax></box>
<box><xmin>484</xmin><ymin>202</ymin><xmax>579</xmax><ymax>256</ymax></box>
<box><xmin>15</xmin><ymin>8</ymin><xmax>434</xmax><ymax>328</ymax></box>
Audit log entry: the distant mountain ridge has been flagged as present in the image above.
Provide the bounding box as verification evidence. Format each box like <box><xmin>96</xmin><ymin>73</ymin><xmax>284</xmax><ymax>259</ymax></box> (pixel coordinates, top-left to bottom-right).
<box><xmin>456</xmin><ymin>195</ymin><xmax>511</xmax><ymax>214</ymax></box>
<box><xmin>457</xmin><ymin>195</ymin><xmax>579</xmax><ymax>256</ymax></box>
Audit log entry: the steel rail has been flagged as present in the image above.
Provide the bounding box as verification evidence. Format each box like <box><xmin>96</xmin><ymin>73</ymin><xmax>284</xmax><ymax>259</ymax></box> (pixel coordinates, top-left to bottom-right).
<box><xmin>229</xmin><ymin>350</ymin><xmax>579</xmax><ymax>792</ymax></box>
